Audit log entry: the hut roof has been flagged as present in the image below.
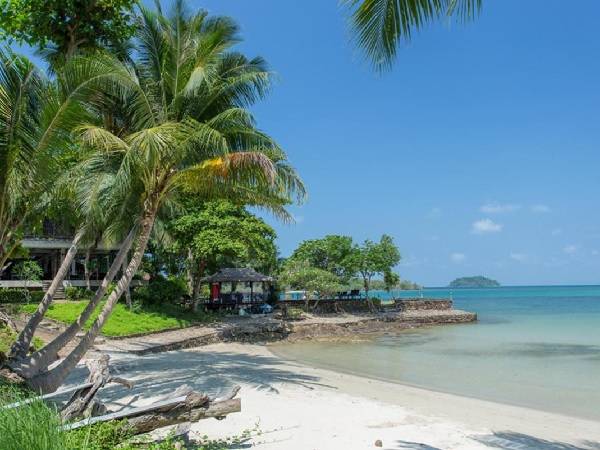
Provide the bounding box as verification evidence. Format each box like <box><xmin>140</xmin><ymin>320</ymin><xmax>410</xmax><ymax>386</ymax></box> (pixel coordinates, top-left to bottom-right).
<box><xmin>200</xmin><ymin>268</ymin><xmax>273</xmax><ymax>283</ymax></box>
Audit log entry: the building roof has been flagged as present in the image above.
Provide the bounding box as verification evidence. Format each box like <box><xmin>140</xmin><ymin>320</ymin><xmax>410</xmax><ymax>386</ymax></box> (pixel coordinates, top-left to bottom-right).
<box><xmin>200</xmin><ymin>268</ymin><xmax>273</xmax><ymax>283</ymax></box>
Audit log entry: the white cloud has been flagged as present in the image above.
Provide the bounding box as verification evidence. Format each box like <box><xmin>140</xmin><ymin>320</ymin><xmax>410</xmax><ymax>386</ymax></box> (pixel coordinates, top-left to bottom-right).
<box><xmin>510</xmin><ymin>252</ymin><xmax>528</xmax><ymax>262</ymax></box>
<box><xmin>480</xmin><ymin>202</ymin><xmax>520</xmax><ymax>214</ymax></box>
<box><xmin>532</xmin><ymin>204</ymin><xmax>551</xmax><ymax>213</ymax></box>
<box><xmin>551</xmin><ymin>228</ymin><xmax>562</xmax><ymax>236</ymax></box>
<box><xmin>450</xmin><ymin>253</ymin><xmax>466</xmax><ymax>263</ymax></box>
<box><xmin>472</xmin><ymin>218</ymin><xmax>503</xmax><ymax>234</ymax></box>
<box><xmin>563</xmin><ymin>245</ymin><xmax>579</xmax><ymax>255</ymax></box>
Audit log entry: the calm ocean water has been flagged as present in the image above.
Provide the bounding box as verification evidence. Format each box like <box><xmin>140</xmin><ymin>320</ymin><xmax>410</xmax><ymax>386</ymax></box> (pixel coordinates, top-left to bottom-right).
<box><xmin>271</xmin><ymin>285</ymin><xmax>600</xmax><ymax>420</ymax></box>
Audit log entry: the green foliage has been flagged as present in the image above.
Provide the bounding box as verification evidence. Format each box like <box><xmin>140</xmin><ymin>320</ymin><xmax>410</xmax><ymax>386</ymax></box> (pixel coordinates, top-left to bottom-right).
<box><xmin>21</xmin><ymin>300</ymin><xmax>217</xmax><ymax>337</ymax></box>
<box><xmin>383</xmin><ymin>270</ymin><xmax>400</xmax><ymax>292</ymax></box>
<box><xmin>65</xmin><ymin>286</ymin><xmax>93</xmax><ymax>301</ymax></box>
<box><xmin>0</xmin><ymin>324</ymin><xmax>42</xmax><ymax>354</ymax></box>
<box><xmin>449</xmin><ymin>276</ymin><xmax>500</xmax><ymax>288</ymax></box>
<box><xmin>347</xmin><ymin>234</ymin><xmax>401</xmax><ymax>295</ymax></box>
<box><xmin>12</xmin><ymin>260</ymin><xmax>43</xmax><ymax>281</ymax></box>
<box><xmin>133</xmin><ymin>276</ymin><xmax>188</xmax><ymax>305</ymax></box>
<box><xmin>0</xmin><ymin>0</ymin><xmax>137</xmax><ymax>57</ymax></box>
<box><xmin>65</xmin><ymin>420</ymin><xmax>131</xmax><ymax>450</ymax></box>
<box><xmin>279</xmin><ymin>260</ymin><xmax>343</xmax><ymax>299</ymax></box>
<box><xmin>288</xmin><ymin>235</ymin><xmax>354</xmax><ymax>281</ymax></box>
<box><xmin>169</xmin><ymin>200</ymin><xmax>278</xmax><ymax>277</ymax></box>
<box><xmin>0</xmin><ymin>385</ymin><xmax>67</xmax><ymax>450</ymax></box>
<box><xmin>344</xmin><ymin>0</ymin><xmax>481</xmax><ymax>71</ymax></box>
<box><xmin>0</xmin><ymin>288</ymin><xmax>30</xmax><ymax>304</ymax></box>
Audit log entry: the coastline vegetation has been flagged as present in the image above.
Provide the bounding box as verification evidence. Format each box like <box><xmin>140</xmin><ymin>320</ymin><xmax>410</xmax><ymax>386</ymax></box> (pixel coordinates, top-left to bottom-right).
<box><xmin>449</xmin><ymin>276</ymin><xmax>500</xmax><ymax>288</ymax></box>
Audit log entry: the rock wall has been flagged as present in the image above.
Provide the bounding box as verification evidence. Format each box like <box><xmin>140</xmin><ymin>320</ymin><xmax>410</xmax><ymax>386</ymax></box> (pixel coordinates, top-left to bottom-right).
<box><xmin>395</xmin><ymin>299</ymin><xmax>453</xmax><ymax>311</ymax></box>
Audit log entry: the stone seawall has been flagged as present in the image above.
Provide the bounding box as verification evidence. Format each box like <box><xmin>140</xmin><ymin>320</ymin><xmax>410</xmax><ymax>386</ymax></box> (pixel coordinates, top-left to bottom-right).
<box><xmin>395</xmin><ymin>299</ymin><xmax>453</xmax><ymax>311</ymax></box>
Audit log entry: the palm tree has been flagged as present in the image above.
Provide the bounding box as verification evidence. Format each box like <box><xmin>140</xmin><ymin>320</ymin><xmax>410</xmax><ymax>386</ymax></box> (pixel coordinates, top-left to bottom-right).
<box><xmin>344</xmin><ymin>0</ymin><xmax>481</xmax><ymax>71</ymax></box>
<box><xmin>0</xmin><ymin>50</ymin><xmax>52</xmax><ymax>275</ymax></box>
<box><xmin>24</xmin><ymin>2</ymin><xmax>304</xmax><ymax>393</ymax></box>
<box><xmin>5</xmin><ymin>52</ymin><xmax>152</xmax><ymax>360</ymax></box>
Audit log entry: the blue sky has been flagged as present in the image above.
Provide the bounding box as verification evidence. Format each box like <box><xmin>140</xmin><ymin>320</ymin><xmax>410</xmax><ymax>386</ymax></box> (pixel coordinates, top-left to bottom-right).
<box><xmin>17</xmin><ymin>0</ymin><xmax>600</xmax><ymax>286</ymax></box>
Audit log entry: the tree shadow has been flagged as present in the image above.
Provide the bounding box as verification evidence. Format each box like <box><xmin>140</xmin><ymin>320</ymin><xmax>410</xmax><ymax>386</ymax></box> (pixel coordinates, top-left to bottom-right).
<box><xmin>385</xmin><ymin>440</ymin><xmax>442</xmax><ymax>450</ymax></box>
<box><xmin>473</xmin><ymin>432</ymin><xmax>600</xmax><ymax>450</ymax></box>
<box><xmin>61</xmin><ymin>349</ymin><xmax>333</xmax><ymax>409</ymax></box>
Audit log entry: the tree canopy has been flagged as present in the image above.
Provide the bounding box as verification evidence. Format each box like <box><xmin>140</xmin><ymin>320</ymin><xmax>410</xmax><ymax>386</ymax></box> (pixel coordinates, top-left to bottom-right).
<box><xmin>288</xmin><ymin>235</ymin><xmax>355</xmax><ymax>281</ymax></box>
<box><xmin>169</xmin><ymin>200</ymin><xmax>278</xmax><ymax>276</ymax></box>
<box><xmin>0</xmin><ymin>0</ymin><xmax>137</xmax><ymax>57</ymax></box>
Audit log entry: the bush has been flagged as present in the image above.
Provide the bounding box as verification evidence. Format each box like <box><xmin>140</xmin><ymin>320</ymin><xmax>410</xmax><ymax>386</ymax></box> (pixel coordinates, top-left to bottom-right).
<box><xmin>133</xmin><ymin>276</ymin><xmax>187</xmax><ymax>305</ymax></box>
<box><xmin>30</xmin><ymin>290</ymin><xmax>45</xmax><ymax>303</ymax></box>
<box><xmin>65</xmin><ymin>286</ymin><xmax>93</xmax><ymax>301</ymax></box>
<box><xmin>0</xmin><ymin>289</ymin><xmax>30</xmax><ymax>304</ymax></box>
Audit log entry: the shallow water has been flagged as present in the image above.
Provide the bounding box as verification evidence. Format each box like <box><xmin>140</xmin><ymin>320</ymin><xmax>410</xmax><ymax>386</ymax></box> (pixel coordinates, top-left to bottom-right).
<box><xmin>271</xmin><ymin>286</ymin><xmax>600</xmax><ymax>420</ymax></box>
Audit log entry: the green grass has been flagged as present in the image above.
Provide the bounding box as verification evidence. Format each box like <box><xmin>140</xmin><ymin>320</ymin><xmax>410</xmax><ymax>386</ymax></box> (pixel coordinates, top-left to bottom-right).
<box><xmin>0</xmin><ymin>325</ymin><xmax>43</xmax><ymax>354</ymax></box>
<box><xmin>20</xmin><ymin>301</ymin><xmax>217</xmax><ymax>337</ymax></box>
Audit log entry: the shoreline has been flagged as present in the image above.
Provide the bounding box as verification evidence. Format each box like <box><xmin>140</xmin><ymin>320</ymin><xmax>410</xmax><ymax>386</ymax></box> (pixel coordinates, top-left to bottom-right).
<box><xmin>96</xmin><ymin>342</ymin><xmax>600</xmax><ymax>449</ymax></box>
<box><xmin>268</xmin><ymin>341</ymin><xmax>600</xmax><ymax>424</ymax></box>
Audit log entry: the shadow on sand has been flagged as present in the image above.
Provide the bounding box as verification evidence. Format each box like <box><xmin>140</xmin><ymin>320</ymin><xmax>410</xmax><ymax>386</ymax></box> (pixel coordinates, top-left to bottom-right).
<box><xmin>62</xmin><ymin>349</ymin><xmax>332</xmax><ymax>410</ymax></box>
<box><xmin>473</xmin><ymin>432</ymin><xmax>600</xmax><ymax>450</ymax></box>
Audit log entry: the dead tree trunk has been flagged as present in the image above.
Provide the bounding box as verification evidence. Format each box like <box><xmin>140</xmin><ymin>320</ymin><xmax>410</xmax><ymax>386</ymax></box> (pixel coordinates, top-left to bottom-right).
<box><xmin>64</xmin><ymin>385</ymin><xmax>241</xmax><ymax>436</ymax></box>
<box><xmin>61</xmin><ymin>354</ymin><xmax>133</xmax><ymax>421</ymax></box>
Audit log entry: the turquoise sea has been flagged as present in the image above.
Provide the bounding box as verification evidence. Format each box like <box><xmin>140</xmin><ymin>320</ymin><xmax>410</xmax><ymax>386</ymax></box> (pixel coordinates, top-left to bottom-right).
<box><xmin>271</xmin><ymin>285</ymin><xmax>600</xmax><ymax>420</ymax></box>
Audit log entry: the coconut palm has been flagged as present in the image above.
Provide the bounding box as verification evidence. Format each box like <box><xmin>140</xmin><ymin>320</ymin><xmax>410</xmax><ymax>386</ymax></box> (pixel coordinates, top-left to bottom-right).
<box><xmin>0</xmin><ymin>50</ymin><xmax>53</xmax><ymax>275</ymax></box>
<box><xmin>5</xmin><ymin>52</ymin><xmax>153</xmax><ymax>360</ymax></box>
<box><xmin>24</xmin><ymin>2</ymin><xmax>304</xmax><ymax>393</ymax></box>
<box><xmin>344</xmin><ymin>0</ymin><xmax>481</xmax><ymax>71</ymax></box>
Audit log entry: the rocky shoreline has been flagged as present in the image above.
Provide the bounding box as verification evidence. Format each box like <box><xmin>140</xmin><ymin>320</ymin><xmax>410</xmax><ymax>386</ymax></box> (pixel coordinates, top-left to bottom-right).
<box><xmin>98</xmin><ymin>299</ymin><xmax>476</xmax><ymax>355</ymax></box>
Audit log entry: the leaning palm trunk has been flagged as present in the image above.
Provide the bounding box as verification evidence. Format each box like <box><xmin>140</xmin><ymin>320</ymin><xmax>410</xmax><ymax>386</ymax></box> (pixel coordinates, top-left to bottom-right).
<box><xmin>10</xmin><ymin>228</ymin><xmax>137</xmax><ymax>378</ymax></box>
<box><xmin>28</xmin><ymin>208</ymin><xmax>156</xmax><ymax>394</ymax></box>
<box><xmin>9</xmin><ymin>230</ymin><xmax>84</xmax><ymax>359</ymax></box>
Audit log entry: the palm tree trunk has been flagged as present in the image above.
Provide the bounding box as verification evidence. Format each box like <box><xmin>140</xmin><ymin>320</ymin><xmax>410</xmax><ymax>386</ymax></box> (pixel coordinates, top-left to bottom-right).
<box><xmin>9</xmin><ymin>230</ymin><xmax>84</xmax><ymax>360</ymax></box>
<box><xmin>84</xmin><ymin>248</ymin><xmax>92</xmax><ymax>291</ymax></box>
<box><xmin>9</xmin><ymin>228</ymin><xmax>137</xmax><ymax>378</ymax></box>
<box><xmin>123</xmin><ymin>258</ymin><xmax>132</xmax><ymax>309</ymax></box>
<box><xmin>28</xmin><ymin>209</ymin><xmax>156</xmax><ymax>394</ymax></box>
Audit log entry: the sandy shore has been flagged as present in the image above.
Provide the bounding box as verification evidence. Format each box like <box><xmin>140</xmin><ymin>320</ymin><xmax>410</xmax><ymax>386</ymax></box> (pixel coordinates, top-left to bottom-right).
<box><xmin>83</xmin><ymin>343</ymin><xmax>600</xmax><ymax>450</ymax></box>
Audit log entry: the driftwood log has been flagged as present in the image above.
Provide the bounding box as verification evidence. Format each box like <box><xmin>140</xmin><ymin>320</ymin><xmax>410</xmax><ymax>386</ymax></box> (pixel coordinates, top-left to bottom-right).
<box><xmin>61</xmin><ymin>354</ymin><xmax>133</xmax><ymax>421</ymax></box>
<box><xmin>65</xmin><ymin>384</ymin><xmax>241</xmax><ymax>436</ymax></box>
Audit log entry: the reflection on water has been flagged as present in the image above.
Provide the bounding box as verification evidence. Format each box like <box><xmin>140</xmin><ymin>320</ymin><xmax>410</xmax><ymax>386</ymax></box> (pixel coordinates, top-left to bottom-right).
<box><xmin>272</xmin><ymin>286</ymin><xmax>600</xmax><ymax>420</ymax></box>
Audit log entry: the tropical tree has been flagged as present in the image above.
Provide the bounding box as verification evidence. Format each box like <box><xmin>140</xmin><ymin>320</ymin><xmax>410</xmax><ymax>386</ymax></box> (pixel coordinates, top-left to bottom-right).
<box><xmin>279</xmin><ymin>260</ymin><xmax>343</xmax><ymax>310</ymax></box>
<box><xmin>168</xmin><ymin>199</ymin><xmax>278</xmax><ymax>311</ymax></box>
<box><xmin>344</xmin><ymin>0</ymin><xmax>481</xmax><ymax>71</ymax></box>
<box><xmin>0</xmin><ymin>0</ymin><xmax>137</xmax><ymax>59</ymax></box>
<box><xmin>288</xmin><ymin>235</ymin><xmax>355</xmax><ymax>281</ymax></box>
<box><xmin>347</xmin><ymin>234</ymin><xmax>401</xmax><ymax>309</ymax></box>
<box><xmin>20</xmin><ymin>1</ymin><xmax>304</xmax><ymax>393</ymax></box>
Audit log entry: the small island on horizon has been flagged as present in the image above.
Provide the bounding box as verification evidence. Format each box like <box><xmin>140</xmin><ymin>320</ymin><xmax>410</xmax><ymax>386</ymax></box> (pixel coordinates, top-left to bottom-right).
<box><xmin>449</xmin><ymin>276</ymin><xmax>501</xmax><ymax>288</ymax></box>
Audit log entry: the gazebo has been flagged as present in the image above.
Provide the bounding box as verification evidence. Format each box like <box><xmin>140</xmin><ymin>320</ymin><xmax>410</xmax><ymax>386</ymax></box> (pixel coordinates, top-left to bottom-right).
<box><xmin>200</xmin><ymin>268</ymin><xmax>273</xmax><ymax>310</ymax></box>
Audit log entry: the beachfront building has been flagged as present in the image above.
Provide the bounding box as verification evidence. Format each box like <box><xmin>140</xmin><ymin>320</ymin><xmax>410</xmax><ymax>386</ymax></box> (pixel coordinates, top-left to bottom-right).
<box><xmin>201</xmin><ymin>268</ymin><xmax>273</xmax><ymax>310</ymax></box>
<box><xmin>0</xmin><ymin>220</ymin><xmax>124</xmax><ymax>296</ymax></box>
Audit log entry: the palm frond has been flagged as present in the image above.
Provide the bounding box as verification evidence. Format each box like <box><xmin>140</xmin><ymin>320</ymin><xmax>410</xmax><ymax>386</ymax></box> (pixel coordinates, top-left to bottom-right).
<box><xmin>344</xmin><ymin>0</ymin><xmax>481</xmax><ymax>71</ymax></box>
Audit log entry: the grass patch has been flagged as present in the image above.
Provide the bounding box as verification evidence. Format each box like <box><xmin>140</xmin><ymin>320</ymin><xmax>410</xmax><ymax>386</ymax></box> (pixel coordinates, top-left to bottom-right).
<box><xmin>0</xmin><ymin>325</ymin><xmax>43</xmax><ymax>354</ymax></box>
<box><xmin>20</xmin><ymin>301</ymin><xmax>219</xmax><ymax>337</ymax></box>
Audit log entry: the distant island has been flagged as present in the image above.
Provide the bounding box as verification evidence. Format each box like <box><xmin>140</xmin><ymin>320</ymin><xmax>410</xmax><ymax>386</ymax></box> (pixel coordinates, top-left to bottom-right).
<box><xmin>449</xmin><ymin>276</ymin><xmax>500</xmax><ymax>288</ymax></box>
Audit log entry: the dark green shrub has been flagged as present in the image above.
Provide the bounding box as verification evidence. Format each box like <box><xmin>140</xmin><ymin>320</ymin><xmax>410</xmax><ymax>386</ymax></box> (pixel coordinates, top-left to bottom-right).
<box><xmin>133</xmin><ymin>276</ymin><xmax>187</xmax><ymax>305</ymax></box>
<box><xmin>0</xmin><ymin>289</ymin><xmax>30</xmax><ymax>304</ymax></box>
<box><xmin>30</xmin><ymin>290</ymin><xmax>45</xmax><ymax>303</ymax></box>
<box><xmin>65</xmin><ymin>286</ymin><xmax>93</xmax><ymax>301</ymax></box>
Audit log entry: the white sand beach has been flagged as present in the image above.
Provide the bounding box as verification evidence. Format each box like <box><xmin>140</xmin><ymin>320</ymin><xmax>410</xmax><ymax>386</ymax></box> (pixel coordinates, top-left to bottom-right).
<box><xmin>81</xmin><ymin>342</ymin><xmax>600</xmax><ymax>450</ymax></box>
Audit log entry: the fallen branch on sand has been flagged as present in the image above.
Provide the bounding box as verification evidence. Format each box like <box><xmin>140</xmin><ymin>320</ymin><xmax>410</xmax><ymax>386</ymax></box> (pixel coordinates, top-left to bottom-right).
<box><xmin>64</xmin><ymin>385</ymin><xmax>241</xmax><ymax>435</ymax></box>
